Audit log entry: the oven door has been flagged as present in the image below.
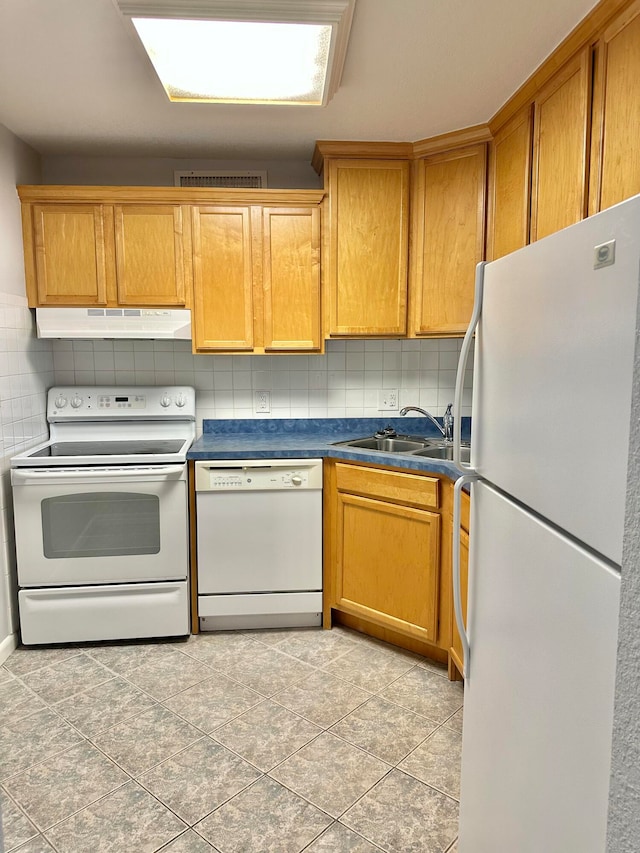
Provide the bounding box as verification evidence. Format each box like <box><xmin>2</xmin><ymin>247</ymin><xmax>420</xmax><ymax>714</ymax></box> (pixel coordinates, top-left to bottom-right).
<box><xmin>11</xmin><ymin>465</ymin><xmax>188</xmax><ymax>586</ymax></box>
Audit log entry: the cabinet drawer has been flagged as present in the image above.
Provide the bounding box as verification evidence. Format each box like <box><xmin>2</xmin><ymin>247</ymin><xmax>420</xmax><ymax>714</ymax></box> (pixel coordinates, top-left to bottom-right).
<box><xmin>461</xmin><ymin>491</ymin><xmax>470</xmax><ymax>532</ymax></box>
<box><xmin>335</xmin><ymin>463</ymin><xmax>439</xmax><ymax>510</ymax></box>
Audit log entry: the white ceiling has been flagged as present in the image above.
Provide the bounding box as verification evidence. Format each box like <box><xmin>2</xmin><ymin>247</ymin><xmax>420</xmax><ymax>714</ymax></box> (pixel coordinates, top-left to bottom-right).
<box><xmin>0</xmin><ymin>0</ymin><xmax>598</xmax><ymax>162</ymax></box>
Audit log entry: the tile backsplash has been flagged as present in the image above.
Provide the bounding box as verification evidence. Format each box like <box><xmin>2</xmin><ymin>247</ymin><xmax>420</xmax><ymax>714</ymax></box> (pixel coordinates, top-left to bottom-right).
<box><xmin>0</xmin><ymin>296</ymin><xmax>53</xmax><ymax>459</ymax></box>
<box><xmin>0</xmin><ymin>292</ymin><xmax>53</xmax><ymax>643</ymax></box>
<box><xmin>52</xmin><ymin>337</ymin><xmax>473</xmax><ymax>436</ymax></box>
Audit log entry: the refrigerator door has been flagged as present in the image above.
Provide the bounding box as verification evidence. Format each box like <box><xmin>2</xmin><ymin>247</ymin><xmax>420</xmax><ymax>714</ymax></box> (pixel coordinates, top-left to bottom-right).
<box><xmin>472</xmin><ymin>195</ymin><xmax>640</xmax><ymax>564</ymax></box>
<box><xmin>458</xmin><ymin>481</ymin><xmax>620</xmax><ymax>853</ymax></box>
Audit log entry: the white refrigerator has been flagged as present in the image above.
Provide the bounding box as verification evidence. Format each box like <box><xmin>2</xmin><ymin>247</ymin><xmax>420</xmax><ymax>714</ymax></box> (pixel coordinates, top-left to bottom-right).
<box><xmin>452</xmin><ymin>194</ymin><xmax>640</xmax><ymax>853</ymax></box>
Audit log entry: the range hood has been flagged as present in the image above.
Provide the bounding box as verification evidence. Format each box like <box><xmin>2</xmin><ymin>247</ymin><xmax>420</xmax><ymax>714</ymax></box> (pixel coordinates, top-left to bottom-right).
<box><xmin>35</xmin><ymin>308</ymin><xmax>191</xmax><ymax>340</ymax></box>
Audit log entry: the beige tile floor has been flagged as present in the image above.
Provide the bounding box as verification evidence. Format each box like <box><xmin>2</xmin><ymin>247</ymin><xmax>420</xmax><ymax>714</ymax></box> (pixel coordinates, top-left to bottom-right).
<box><xmin>0</xmin><ymin>626</ymin><xmax>463</xmax><ymax>853</ymax></box>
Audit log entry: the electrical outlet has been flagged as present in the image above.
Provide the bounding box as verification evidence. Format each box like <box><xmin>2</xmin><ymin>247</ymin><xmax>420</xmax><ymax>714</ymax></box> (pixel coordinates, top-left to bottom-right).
<box><xmin>378</xmin><ymin>389</ymin><xmax>399</xmax><ymax>411</ymax></box>
<box><xmin>254</xmin><ymin>391</ymin><xmax>271</xmax><ymax>413</ymax></box>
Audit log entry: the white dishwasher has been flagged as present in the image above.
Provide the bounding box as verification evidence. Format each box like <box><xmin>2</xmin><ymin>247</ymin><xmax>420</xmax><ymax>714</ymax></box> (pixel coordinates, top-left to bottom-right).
<box><xmin>195</xmin><ymin>458</ymin><xmax>323</xmax><ymax>630</ymax></box>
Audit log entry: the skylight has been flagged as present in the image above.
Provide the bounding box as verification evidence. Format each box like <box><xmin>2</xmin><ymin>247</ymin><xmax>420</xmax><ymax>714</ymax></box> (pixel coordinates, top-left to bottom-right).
<box><xmin>117</xmin><ymin>1</ymin><xmax>355</xmax><ymax>107</ymax></box>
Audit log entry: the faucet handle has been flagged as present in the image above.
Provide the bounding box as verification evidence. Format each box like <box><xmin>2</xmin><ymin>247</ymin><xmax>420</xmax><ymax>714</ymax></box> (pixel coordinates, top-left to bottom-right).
<box><xmin>375</xmin><ymin>424</ymin><xmax>397</xmax><ymax>438</ymax></box>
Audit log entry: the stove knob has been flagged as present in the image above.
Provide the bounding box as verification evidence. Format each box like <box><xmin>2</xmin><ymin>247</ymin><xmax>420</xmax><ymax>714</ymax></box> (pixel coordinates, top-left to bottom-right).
<box><xmin>175</xmin><ymin>393</ymin><xmax>186</xmax><ymax>407</ymax></box>
<box><xmin>54</xmin><ymin>395</ymin><xmax>68</xmax><ymax>408</ymax></box>
<box><xmin>70</xmin><ymin>395</ymin><xmax>83</xmax><ymax>409</ymax></box>
<box><xmin>160</xmin><ymin>394</ymin><xmax>172</xmax><ymax>407</ymax></box>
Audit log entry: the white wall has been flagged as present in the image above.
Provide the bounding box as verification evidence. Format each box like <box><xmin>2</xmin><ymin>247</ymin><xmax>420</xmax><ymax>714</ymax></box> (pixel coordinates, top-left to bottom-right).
<box><xmin>42</xmin><ymin>155</ymin><xmax>322</xmax><ymax>188</ymax></box>
<box><xmin>606</xmin><ymin>309</ymin><xmax>640</xmax><ymax>850</ymax></box>
<box><xmin>52</xmin><ymin>337</ymin><xmax>473</xmax><ymax>435</ymax></box>
<box><xmin>0</xmin><ymin>123</ymin><xmax>51</xmax><ymax>662</ymax></box>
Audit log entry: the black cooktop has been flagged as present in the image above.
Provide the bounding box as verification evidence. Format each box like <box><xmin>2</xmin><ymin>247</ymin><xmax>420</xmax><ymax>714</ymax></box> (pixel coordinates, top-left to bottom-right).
<box><xmin>28</xmin><ymin>440</ymin><xmax>185</xmax><ymax>458</ymax></box>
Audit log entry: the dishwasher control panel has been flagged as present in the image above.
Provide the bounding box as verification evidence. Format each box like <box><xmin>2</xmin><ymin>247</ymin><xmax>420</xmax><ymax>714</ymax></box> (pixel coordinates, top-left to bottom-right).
<box><xmin>195</xmin><ymin>459</ymin><xmax>323</xmax><ymax>491</ymax></box>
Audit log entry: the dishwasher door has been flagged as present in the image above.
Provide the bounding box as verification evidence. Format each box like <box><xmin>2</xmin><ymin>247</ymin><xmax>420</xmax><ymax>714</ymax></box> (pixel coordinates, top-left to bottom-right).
<box><xmin>195</xmin><ymin>459</ymin><xmax>323</xmax><ymax>629</ymax></box>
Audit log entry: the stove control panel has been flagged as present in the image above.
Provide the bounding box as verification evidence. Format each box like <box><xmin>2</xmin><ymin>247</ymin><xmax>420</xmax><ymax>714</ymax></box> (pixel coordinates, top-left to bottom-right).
<box><xmin>98</xmin><ymin>394</ymin><xmax>146</xmax><ymax>410</ymax></box>
<box><xmin>47</xmin><ymin>386</ymin><xmax>196</xmax><ymax>421</ymax></box>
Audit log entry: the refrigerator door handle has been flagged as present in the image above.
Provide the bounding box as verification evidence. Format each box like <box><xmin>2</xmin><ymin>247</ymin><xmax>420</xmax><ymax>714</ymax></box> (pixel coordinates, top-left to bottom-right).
<box><xmin>453</xmin><ymin>261</ymin><xmax>485</xmax><ymax>472</ymax></box>
<box><xmin>453</xmin><ymin>472</ymin><xmax>480</xmax><ymax>678</ymax></box>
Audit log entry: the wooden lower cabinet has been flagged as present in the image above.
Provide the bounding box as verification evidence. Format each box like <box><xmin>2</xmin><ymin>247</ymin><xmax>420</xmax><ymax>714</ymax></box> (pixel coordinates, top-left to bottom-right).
<box><xmin>324</xmin><ymin>461</ymin><xmax>457</xmax><ymax>672</ymax></box>
<box><xmin>336</xmin><ymin>490</ymin><xmax>441</xmax><ymax>641</ymax></box>
<box><xmin>449</xmin><ymin>490</ymin><xmax>470</xmax><ymax>681</ymax></box>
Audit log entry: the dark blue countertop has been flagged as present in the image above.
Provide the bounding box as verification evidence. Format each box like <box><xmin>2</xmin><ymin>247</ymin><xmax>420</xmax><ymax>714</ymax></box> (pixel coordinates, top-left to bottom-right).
<box><xmin>187</xmin><ymin>417</ymin><xmax>472</xmax><ymax>480</ymax></box>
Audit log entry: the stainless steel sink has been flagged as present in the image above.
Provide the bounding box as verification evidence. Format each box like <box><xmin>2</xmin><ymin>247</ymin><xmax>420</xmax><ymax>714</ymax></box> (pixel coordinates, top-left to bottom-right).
<box><xmin>338</xmin><ymin>437</ymin><xmax>428</xmax><ymax>452</ymax></box>
<box><xmin>333</xmin><ymin>434</ymin><xmax>471</xmax><ymax>463</ymax></box>
<box><xmin>413</xmin><ymin>445</ymin><xmax>471</xmax><ymax>463</ymax></box>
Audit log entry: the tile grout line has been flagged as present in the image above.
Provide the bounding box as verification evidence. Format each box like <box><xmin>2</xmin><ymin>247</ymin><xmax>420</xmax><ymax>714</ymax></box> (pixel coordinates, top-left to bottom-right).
<box><xmin>2</xmin><ymin>631</ymin><xmax>463</xmax><ymax>853</ymax></box>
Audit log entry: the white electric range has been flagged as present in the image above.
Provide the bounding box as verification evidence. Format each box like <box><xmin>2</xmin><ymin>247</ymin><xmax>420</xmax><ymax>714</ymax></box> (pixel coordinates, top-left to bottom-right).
<box><xmin>10</xmin><ymin>386</ymin><xmax>196</xmax><ymax>645</ymax></box>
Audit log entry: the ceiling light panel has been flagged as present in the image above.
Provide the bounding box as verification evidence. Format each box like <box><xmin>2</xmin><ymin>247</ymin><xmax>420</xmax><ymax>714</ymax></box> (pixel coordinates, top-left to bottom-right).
<box><xmin>117</xmin><ymin>0</ymin><xmax>356</xmax><ymax>106</ymax></box>
<box><xmin>132</xmin><ymin>18</ymin><xmax>331</xmax><ymax>104</ymax></box>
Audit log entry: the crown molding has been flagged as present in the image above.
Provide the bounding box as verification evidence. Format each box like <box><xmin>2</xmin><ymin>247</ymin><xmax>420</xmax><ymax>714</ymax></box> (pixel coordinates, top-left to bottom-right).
<box><xmin>17</xmin><ymin>185</ymin><xmax>326</xmax><ymax>205</ymax></box>
<box><xmin>312</xmin><ymin>140</ymin><xmax>414</xmax><ymax>173</ymax></box>
<box><xmin>412</xmin><ymin>125</ymin><xmax>492</xmax><ymax>158</ymax></box>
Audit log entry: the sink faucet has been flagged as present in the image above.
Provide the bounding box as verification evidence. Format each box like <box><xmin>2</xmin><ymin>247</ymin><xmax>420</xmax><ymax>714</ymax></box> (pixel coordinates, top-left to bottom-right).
<box><xmin>400</xmin><ymin>403</ymin><xmax>454</xmax><ymax>443</ymax></box>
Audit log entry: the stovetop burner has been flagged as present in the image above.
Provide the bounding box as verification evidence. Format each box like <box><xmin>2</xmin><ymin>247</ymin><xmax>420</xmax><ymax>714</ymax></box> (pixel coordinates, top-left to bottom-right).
<box><xmin>28</xmin><ymin>440</ymin><xmax>186</xmax><ymax>458</ymax></box>
<box><xmin>11</xmin><ymin>386</ymin><xmax>197</xmax><ymax>469</ymax></box>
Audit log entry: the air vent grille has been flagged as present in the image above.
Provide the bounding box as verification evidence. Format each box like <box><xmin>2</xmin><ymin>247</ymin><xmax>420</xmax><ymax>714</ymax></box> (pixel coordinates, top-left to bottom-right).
<box><xmin>174</xmin><ymin>170</ymin><xmax>267</xmax><ymax>188</ymax></box>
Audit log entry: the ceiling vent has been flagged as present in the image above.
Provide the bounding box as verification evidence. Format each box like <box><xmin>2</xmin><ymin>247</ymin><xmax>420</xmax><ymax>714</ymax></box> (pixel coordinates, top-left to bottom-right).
<box><xmin>174</xmin><ymin>170</ymin><xmax>267</xmax><ymax>188</ymax></box>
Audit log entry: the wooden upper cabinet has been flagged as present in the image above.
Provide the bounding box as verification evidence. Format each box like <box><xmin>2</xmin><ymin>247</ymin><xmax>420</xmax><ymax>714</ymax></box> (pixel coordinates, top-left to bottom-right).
<box><xmin>410</xmin><ymin>144</ymin><xmax>487</xmax><ymax>336</ymax></box>
<box><xmin>191</xmin><ymin>206</ymin><xmax>254</xmax><ymax>352</ymax></box>
<box><xmin>191</xmin><ymin>202</ymin><xmax>323</xmax><ymax>354</ymax></box>
<box><xmin>19</xmin><ymin>188</ymin><xmax>323</xmax><ymax>327</ymax></box>
<box><xmin>590</xmin><ymin>0</ymin><xmax>640</xmax><ymax>213</ymax></box>
<box><xmin>326</xmin><ymin>159</ymin><xmax>410</xmax><ymax>336</ymax></box>
<box><xmin>487</xmin><ymin>107</ymin><xmax>533</xmax><ymax>260</ymax></box>
<box><xmin>530</xmin><ymin>47</ymin><xmax>591</xmax><ymax>241</ymax></box>
<box><xmin>28</xmin><ymin>204</ymin><xmax>109</xmax><ymax>306</ymax></box>
<box><xmin>113</xmin><ymin>204</ymin><xmax>187</xmax><ymax>306</ymax></box>
<box><xmin>262</xmin><ymin>206</ymin><xmax>321</xmax><ymax>351</ymax></box>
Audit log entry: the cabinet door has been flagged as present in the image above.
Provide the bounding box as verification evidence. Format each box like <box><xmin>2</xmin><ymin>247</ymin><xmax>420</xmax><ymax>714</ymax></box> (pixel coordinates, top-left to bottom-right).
<box><xmin>262</xmin><ymin>206</ymin><xmax>321</xmax><ymax>351</ymax></box>
<box><xmin>411</xmin><ymin>144</ymin><xmax>487</xmax><ymax>336</ymax></box>
<box><xmin>335</xmin><ymin>492</ymin><xmax>441</xmax><ymax>642</ymax></box>
<box><xmin>192</xmin><ymin>206</ymin><xmax>254</xmax><ymax>351</ymax></box>
<box><xmin>487</xmin><ymin>107</ymin><xmax>533</xmax><ymax>260</ymax></box>
<box><xmin>590</xmin><ymin>0</ymin><xmax>640</xmax><ymax>213</ymax></box>
<box><xmin>326</xmin><ymin>159</ymin><xmax>410</xmax><ymax>336</ymax></box>
<box><xmin>30</xmin><ymin>204</ymin><xmax>108</xmax><ymax>305</ymax></box>
<box><xmin>530</xmin><ymin>48</ymin><xmax>591</xmax><ymax>241</ymax></box>
<box><xmin>451</xmin><ymin>527</ymin><xmax>469</xmax><ymax>679</ymax></box>
<box><xmin>114</xmin><ymin>205</ymin><xmax>186</xmax><ymax>305</ymax></box>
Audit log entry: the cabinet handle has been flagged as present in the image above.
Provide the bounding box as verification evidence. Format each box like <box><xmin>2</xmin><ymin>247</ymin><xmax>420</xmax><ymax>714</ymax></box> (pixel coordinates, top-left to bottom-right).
<box><xmin>453</xmin><ymin>261</ymin><xmax>485</xmax><ymax>472</ymax></box>
<box><xmin>453</xmin><ymin>473</ymin><xmax>479</xmax><ymax>678</ymax></box>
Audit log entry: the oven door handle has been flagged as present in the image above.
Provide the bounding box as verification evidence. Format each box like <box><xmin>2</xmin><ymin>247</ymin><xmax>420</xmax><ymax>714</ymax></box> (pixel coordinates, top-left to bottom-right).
<box><xmin>12</xmin><ymin>465</ymin><xmax>186</xmax><ymax>483</ymax></box>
